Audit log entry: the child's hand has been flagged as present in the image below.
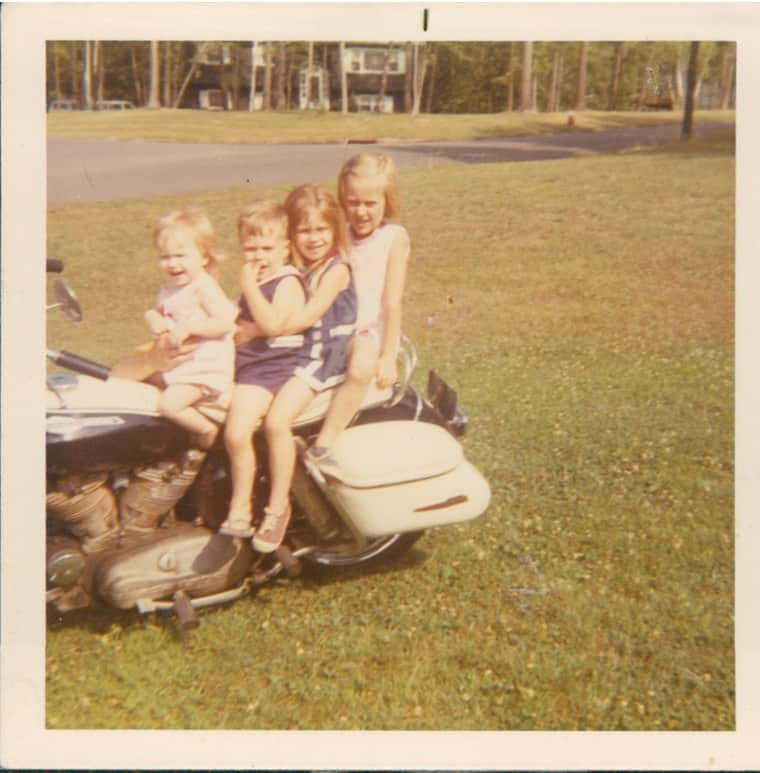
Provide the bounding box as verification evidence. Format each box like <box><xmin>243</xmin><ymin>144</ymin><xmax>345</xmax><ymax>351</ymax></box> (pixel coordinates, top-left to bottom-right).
<box><xmin>145</xmin><ymin>309</ymin><xmax>170</xmax><ymax>337</ymax></box>
<box><xmin>166</xmin><ymin>323</ymin><xmax>190</xmax><ymax>348</ymax></box>
<box><xmin>233</xmin><ymin>320</ymin><xmax>258</xmax><ymax>347</ymax></box>
<box><xmin>376</xmin><ymin>354</ymin><xmax>398</xmax><ymax>389</ymax></box>
<box><xmin>240</xmin><ymin>261</ymin><xmax>261</xmax><ymax>287</ymax></box>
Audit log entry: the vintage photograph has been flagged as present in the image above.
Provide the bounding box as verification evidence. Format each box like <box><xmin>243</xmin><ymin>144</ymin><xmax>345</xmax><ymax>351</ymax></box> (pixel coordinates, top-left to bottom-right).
<box><xmin>3</xmin><ymin>3</ymin><xmax>758</xmax><ymax>770</ymax></box>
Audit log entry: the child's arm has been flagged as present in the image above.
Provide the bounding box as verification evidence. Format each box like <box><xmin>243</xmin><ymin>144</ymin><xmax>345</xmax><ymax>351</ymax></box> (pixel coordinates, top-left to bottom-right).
<box><xmin>168</xmin><ymin>280</ymin><xmax>237</xmax><ymax>345</ymax></box>
<box><xmin>281</xmin><ymin>264</ymin><xmax>351</xmax><ymax>334</ymax></box>
<box><xmin>377</xmin><ymin>229</ymin><xmax>411</xmax><ymax>388</ymax></box>
<box><xmin>240</xmin><ymin>264</ymin><xmax>304</xmax><ymax>336</ymax></box>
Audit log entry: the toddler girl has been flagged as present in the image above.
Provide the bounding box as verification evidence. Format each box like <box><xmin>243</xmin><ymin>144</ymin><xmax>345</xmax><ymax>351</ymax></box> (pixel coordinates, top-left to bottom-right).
<box><xmin>219</xmin><ymin>200</ymin><xmax>307</xmax><ymax>542</ymax></box>
<box><xmin>144</xmin><ymin>208</ymin><xmax>237</xmax><ymax>449</ymax></box>
<box><xmin>252</xmin><ymin>184</ymin><xmax>357</xmax><ymax>552</ymax></box>
<box><xmin>307</xmin><ymin>153</ymin><xmax>410</xmax><ymax>467</ymax></box>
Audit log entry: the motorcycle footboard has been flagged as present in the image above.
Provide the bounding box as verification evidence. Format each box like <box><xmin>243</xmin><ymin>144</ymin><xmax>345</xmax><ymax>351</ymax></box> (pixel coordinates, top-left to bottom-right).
<box><xmin>93</xmin><ymin>526</ymin><xmax>254</xmax><ymax>610</ymax></box>
<box><xmin>305</xmin><ymin>421</ymin><xmax>491</xmax><ymax>539</ymax></box>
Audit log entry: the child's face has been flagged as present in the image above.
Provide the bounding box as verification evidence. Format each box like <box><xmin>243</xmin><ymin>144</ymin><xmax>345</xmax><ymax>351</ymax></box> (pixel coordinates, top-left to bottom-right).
<box><xmin>343</xmin><ymin>174</ymin><xmax>386</xmax><ymax>239</ymax></box>
<box><xmin>293</xmin><ymin>209</ymin><xmax>334</xmax><ymax>266</ymax></box>
<box><xmin>157</xmin><ymin>227</ymin><xmax>208</xmax><ymax>288</ymax></box>
<box><xmin>240</xmin><ymin>227</ymin><xmax>290</xmax><ymax>280</ymax></box>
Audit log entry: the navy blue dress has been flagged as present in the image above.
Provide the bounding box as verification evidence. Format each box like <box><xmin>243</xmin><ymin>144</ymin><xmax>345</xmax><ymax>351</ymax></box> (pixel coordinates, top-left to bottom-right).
<box><xmin>294</xmin><ymin>255</ymin><xmax>357</xmax><ymax>392</ymax></box>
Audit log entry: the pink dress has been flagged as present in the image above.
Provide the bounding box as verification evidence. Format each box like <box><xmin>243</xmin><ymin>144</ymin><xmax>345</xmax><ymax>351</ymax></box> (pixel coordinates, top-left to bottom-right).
<box><xmin>156</xmin><ymin>273</ymin><xmax>237</xmax><ymax>397</ymax></box>
<box><xmin>349</xmin><ymin>222</ymin><xmax>409</xmax><ymax>345</ymax></box>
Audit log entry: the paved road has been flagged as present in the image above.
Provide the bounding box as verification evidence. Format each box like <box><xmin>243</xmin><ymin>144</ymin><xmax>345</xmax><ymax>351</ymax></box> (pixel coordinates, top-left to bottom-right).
<box><xmin>47</xmin><ymin>122</ymin><xmax>732</xmax><ymax>206</ymax></box>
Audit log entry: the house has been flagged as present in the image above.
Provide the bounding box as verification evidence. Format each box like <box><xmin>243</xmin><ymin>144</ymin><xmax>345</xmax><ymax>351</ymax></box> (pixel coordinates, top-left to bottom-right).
<box><xmin>327</xmin><ymin>44</ymin><xmax>408</xmax><ymax>113</ymax></box>
<box><xmin>178</xmin><ymin>42</ymin><xmax>409</xmax><ymax>113</ymax></box>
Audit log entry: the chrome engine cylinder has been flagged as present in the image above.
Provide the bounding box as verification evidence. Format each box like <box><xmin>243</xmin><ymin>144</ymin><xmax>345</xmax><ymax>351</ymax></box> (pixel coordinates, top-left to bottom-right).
<box><xmin>47</xmin><ymin>475</ymin><xmax>118</xmax><ymax>540</ymax></box>
<box><xmin>120</xmin><ymin>449</ymin><xmax>206</xmax><ymax>531</ymax></box>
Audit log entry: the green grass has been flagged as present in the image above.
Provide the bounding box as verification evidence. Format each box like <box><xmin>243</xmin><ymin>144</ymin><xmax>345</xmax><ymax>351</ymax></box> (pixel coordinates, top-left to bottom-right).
<box><xmin>46</xmin><ymin>107</ymin><xmax>736</xmax><ymax>144</ymax></box>
<box><xmin>46</xmin><ymin>130</ymin><xmax>734</xmax><ymax>730</ymax></box>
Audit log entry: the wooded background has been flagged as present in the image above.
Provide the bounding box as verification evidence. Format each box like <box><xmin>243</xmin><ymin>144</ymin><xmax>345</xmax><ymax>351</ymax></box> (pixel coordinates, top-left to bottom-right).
<box><xmin>46</xmin><ymin>41</ymin><xmax>737</xmax><ymax>114</ymax></box>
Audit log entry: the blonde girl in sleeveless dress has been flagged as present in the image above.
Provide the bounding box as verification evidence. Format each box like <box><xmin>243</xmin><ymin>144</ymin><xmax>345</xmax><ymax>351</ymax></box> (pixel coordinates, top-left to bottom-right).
<box><xmin>306</xmin><ymin>153</ymin><xmax>410</xmax><ymax>468</ymax></box>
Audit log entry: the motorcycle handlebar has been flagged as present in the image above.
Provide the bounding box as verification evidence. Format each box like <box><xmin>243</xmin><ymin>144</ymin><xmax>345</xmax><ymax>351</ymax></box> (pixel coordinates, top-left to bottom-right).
<box><xmin>47</xmin><ymin>349</ymin><xmax>111</xmax><ymax>381</ymax></box>
<box><xmin>47</xmin><ymin>259</ymin><xmax>64</xmax><ymax>273</ymax></box>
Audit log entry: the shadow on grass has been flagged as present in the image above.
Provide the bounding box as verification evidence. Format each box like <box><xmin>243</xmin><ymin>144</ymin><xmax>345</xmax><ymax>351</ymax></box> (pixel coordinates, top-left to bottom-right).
<box><xmin>618</xmin><ymin>125</ymin><xmax>736</xmax><ymax>159</ymax></box>
<box><xmin>45</xmin><ymin>546</ymin><xmax>431</xmax><ymax>638</ymax></box>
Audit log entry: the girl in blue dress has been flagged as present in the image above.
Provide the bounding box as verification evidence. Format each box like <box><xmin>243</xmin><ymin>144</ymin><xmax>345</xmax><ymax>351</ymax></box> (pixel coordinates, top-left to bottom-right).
<box><xmin>235</xmin><ymin>184</ymin><xmax>357</xmax><ymax>552</ymax></box>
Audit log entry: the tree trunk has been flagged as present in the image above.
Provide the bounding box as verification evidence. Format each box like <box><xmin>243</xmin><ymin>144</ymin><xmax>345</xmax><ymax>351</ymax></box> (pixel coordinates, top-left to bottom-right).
<box><xmin>53</xmin><ymin>43</ymin><xmax>63</xmax><ymax>100</ymax></box>
<box><xmin>504</xmin><ymin>42</ymin><xmax>513</xmax><ymax>112</ymax></box>
<box><xmin>95</xmin><ymin>41</ymin><xmax>105</xmax><ymax>103</ymax></box>
<box><xmin>425</xmin><ymin>45</ymin><xmax>437</xmax><ymax>114</ymax></box>
<box><xmin>607</xmin><ymin>42</ymin><xmax>623</xmax><ymax>111</ymax></box>
<box><xmin>130</xmin><ymin>45</ymin><xmax>143</xmax><ymax>105</ymax></box>
<box><xmin>263</xmin><ymin>42</ymin><xmax>272</xmax><ymax>110</ymax></box>
<box><xmin>249</xmin><ymin>42</ymin><xmax>257</xmax><ymax>111</ymax></box>
<box><xmin>70</xmin><ymin>42</ymin><xmax>79</xmax><ymax>103</ymax></box>
<box><xmin>411</xmin><ymin>43</ymin><xmax>428</xmax><ymax>116</ymax></box>
<box><xmin>520</xmin><ymin>42</ymin><xmax>534</xmax><ymax>111</ymax></box>
<box><xmin>276</xmin><ymin>42</ymin><xmax>286</xmax><ymax>109</ymax></box>
<box><xmin>681</xmin><ymin>42</ymin><xmax>700</xmax><ymax>140</ymax></box>
<box><xmin>720</xmin><ymin>46</ymin><xmax>735</xmax><ymax>110</ymax></box>
<box><xmin>548</xmin><ymin>48</ymin><xmax>560</xmax><ymax>112</ymax></box>
<box><xmin>83</xmin><ymin>41</ymin><xmax>93</xmax><ymax>109</ymax></box>
<box><xmin>404</xmin><ymin>44</ymin><xmax>414</xmax><ymax>112</ymax></box>
<box><xmin>378</xmin><ymin>45</ymin><xmax>391</xmax><ymax>112</ymax></box>
<box><xmin>163</xmin><ymin>42</ymin><xmax>172</xmax><ymax>107</ymax></box>
<box><xmin>575</xmin><ymin>41</ymin><xmax>588</xmax><ymax>111</ymax></box>
<box><xmin>340</xmin><ymin>42</ymin><xmax>348</xmax><ymax>114</ymax></box>
<box><xmin>147</xmin><ymin>41</ymin><xmax>161</xmax><ymax>108</ymax></box>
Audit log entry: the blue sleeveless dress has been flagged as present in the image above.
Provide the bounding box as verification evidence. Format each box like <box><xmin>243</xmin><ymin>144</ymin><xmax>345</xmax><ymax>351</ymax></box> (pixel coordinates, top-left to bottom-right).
<box><xmin>294</xmin><ymin>255</ymin><xmax>357</xmax><ymax>392</ymax></box>
<box><xmin>235</xmin><ymin>266</ymin><xmax>306</xmax><ymax>394</ymax></box>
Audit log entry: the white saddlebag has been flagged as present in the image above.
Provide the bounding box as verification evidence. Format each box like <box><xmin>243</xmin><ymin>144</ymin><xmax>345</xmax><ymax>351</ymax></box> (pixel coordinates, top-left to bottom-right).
<box><xmin>314</xmin><ymin>421</ymin><xmax>490</xmax><ymax>538</ymax></box>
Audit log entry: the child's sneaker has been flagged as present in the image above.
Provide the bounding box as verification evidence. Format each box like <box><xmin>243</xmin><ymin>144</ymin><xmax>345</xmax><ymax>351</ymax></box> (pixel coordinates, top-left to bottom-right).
<box><xmin>304</xmin><ymin>444</ymin><xmax>342</xmax><ymax>478</ymax></box>
<box><xmin>252</xmin><ymin>505</ymin><xmax>292</xmax><ymax>553</ymax></box>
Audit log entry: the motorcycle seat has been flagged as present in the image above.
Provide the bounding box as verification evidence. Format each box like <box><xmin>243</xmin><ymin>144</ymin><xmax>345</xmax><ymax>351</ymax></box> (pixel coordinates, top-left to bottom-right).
<box><xmin>197</xmin><ymin>381</ymin><xmax>394</xmax><ymax>428</ymax></box>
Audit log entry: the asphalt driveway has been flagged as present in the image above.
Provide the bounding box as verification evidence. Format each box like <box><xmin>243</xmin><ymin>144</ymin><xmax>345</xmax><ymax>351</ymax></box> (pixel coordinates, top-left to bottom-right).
<box><xmin>47</xmin><ymin>121</ymin><xmax>732</xmax><ymax>206</ymax></box>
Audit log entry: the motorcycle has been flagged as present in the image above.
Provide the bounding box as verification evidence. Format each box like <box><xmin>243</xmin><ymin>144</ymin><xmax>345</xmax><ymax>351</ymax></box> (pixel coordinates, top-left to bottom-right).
<box><xmin>46</xmin><ymin>260</ymin><xmax>491</xmax><ymax>627</ymax></box>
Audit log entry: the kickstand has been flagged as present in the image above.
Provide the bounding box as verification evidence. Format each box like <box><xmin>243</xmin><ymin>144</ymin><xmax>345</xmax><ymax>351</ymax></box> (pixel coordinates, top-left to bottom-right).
<box><xmin>173</xmin><ymin>590</ymin><xmax>200</xmax><ymax>630</ymax></box>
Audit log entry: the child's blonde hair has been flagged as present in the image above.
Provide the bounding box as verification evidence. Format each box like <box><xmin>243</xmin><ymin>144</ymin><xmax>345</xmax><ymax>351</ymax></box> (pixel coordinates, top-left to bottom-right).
<box><xmin>338</xmin><ymin>153</ymin><xmax>400</xmax><ymax>222</ymax></box>
<box><xmin>154</xmin><ymin>208</ymin><xmax>224</xmax><ymax>279</ymax></box>
<box><xmin>284</xmin><ymin>184</ymin><xmax>348</xmax><ymax>269</ymax></box>
<box><xmin>238</xmin><ymin>200</ymin><xmax>289</xmax><ymax>243</ymax></box>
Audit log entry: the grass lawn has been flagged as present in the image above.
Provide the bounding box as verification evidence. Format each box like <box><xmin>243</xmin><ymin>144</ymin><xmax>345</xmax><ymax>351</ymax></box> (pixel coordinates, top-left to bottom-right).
<box><xmin>46</xmin><ymin>107</ymin><xmax>736</xmax><ymax>144</ymax></box>
<box><xmin>46</xmin><ymin>130</ymin><xmax>735</xmax><ymax>730</ymax></box>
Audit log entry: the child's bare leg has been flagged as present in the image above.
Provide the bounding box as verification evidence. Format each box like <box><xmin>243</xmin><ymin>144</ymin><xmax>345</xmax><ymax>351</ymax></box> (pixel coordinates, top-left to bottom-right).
<box><xmin>264</xmin><ymin>378</ymin><xmax>317</xmax><ymax>513</ymax></box>
<box><xmin>158</xmin><ymin>384</ymin><xmax>219</xmax><ymax>448</ymax></box>
<box><xmin>223</xmin><ymin>384</ymin><xmax>273</xmax><ymax>524</ymax></box>
<box><xmin>314</xmin><ymin>335</ymin><xmax>379</xmax><ymax>450</ymax></box>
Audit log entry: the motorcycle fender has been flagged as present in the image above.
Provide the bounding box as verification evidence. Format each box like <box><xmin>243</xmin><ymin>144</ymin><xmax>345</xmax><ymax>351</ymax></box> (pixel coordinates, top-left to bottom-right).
<box><xmin>93</xmin><ymin>527</ymin><xmax>253</xmax><ymax>609</ymax></box>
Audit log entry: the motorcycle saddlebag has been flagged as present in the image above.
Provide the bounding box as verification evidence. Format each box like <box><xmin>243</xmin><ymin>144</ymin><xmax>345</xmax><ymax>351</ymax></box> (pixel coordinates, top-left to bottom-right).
<box><xmin>93</xmin><ymin>526</ymin><xmax>253</xmax><ymax>610</ymax></box>
<box><xmin>313</xmin><ymin>421</ymin><xmax>490</xmax><ymax>538</ymax></box>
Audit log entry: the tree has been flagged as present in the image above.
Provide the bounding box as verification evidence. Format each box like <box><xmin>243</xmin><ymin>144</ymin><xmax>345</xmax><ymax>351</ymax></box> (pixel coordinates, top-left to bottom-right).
<box><xmin>575</xmin><ymin>42</ymin><xmax>588</xmax><ymax>111</ymax></box>
<box><xmin>681</xmin><ymin>41</ymin><xmax>700</xmax><ymax>140</ymax></box>
<box><xmin>147</xmin><ymin>41</ymin><xmax>161</xmax><ymax>108</ymax></box>
<box><xmin>340</xmin><ymin>41</ymin><xmax>348</xmax><ymax>114</ymax></box>
<box><xmin>520</xmin><ymin>42</ymin><xmax>534</xmax><ymax>111</ymax></box>
<box><xmin>411</xmin><ymin>42</ymin><xmax>429</xmax><ymax>115</ymax></box>
<box><xmin>719</xmin><ymin>42</ymin><xmax>735</xmax><ymax>110</ymax></box>
<box><xmin>83</xmin><ymin>41</ymin><xmax>94</xmax><ymax>110</ymax></box>
<box><xmin>607</xmin><ymin>42</ymin><xmax>623</xmax><ymax>110</ymax></box>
